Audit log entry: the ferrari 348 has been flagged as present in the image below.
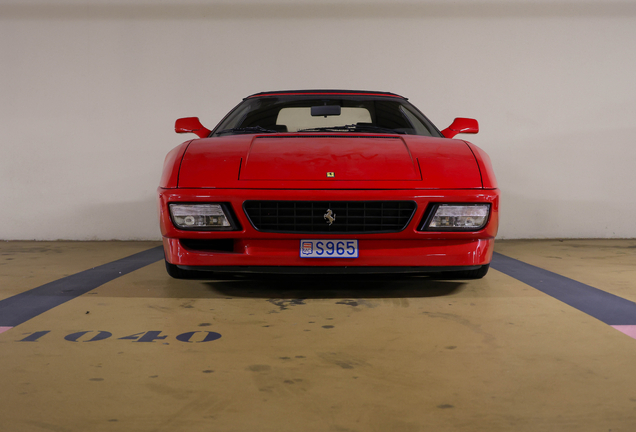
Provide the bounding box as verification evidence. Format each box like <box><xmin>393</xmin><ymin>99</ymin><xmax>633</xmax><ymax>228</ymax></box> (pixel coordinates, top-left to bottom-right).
<box><xmin>157</xmin><ymin>90</ymin><xmax>499</xmax><ymax>279</ymax></box>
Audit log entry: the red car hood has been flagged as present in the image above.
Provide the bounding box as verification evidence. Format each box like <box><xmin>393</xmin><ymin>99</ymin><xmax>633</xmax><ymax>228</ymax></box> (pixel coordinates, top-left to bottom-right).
<box><xmin>241</xmin><ymin>135</ymin><xmax>420</xmax><ymax>181</ymax></box>
<box><xmin>177</xmin><ymin>134</ymin><xmax>483</xmax><ymax>189</ymax></box>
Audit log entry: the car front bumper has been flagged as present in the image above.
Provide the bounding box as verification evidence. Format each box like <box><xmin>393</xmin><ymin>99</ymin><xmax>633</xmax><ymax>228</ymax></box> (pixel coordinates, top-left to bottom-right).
<box><xmin>158</xmin><ymin>188</ymin><xmax>499</xmax><ymax>272</ymax></box>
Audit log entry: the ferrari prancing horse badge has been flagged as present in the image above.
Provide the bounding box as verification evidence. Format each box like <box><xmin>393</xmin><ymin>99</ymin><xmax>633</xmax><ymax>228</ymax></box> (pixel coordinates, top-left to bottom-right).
<box><xmin>324</xmin><ymin>209</ymin><xmax>336</xmax><ymax>225</ymax></box>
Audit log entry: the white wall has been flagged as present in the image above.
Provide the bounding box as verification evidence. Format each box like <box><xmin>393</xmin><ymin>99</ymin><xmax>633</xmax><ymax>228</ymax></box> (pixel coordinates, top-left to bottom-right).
<box><xmin>1</xmin><ymin>0</ymin><xmax>635</xmax><ymax>240</ymax></box>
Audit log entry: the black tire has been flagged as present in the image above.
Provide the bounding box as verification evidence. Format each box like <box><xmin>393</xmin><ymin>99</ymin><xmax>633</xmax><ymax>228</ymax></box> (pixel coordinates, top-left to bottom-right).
<box><xmin>435</xmin><ymin>264</ymin><xmax>490</xmax><ymax>280</ymax></box>
<box><xmin>165</xmin><ymin>259</ymin><xmax>201</xmax><ymax>279</ymax></box>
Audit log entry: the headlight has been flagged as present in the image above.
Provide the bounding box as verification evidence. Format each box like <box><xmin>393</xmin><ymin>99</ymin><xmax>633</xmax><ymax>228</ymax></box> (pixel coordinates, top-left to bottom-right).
<box><xmin>421</xmin><ymin>204</ymin><xmax>490</xmax><ymax>231</ymax></box>
<box><xmin>169</xmin><ymin>203</ymin><xmax>238</xmax><ymax>230</ymax></box>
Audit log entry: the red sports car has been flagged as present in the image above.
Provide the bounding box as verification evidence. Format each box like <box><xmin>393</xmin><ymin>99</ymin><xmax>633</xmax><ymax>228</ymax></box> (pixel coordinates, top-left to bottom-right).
<box><xmin>158</xmin><ymin>90</ymin><xmax>499</xmax><ymax>279</ymax></box>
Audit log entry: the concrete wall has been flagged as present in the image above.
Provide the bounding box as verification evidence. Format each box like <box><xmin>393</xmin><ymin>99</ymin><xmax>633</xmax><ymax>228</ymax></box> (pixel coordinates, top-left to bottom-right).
<box><xmin>1</xmin><ymin>0</ymin><xmax>635</xmax><ymax>240</ymax></box>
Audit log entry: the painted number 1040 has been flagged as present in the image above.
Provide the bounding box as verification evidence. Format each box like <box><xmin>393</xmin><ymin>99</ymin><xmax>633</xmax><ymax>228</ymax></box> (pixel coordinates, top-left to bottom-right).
<box><xmin>18</xmin><ymin>330</ymin><xmax>221</xmax><ymax>343</ymax></box>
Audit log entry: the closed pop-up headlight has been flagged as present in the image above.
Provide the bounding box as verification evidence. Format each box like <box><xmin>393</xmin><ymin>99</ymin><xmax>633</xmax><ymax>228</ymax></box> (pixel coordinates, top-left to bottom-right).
<box><xmin>169</xmin><ymin>203</ymin><xmax>238</xmax><ymax>230</ymax></box>
<box><xmin>421</xmin><ymin>204</ymin><xmax>490</xmax><ymax>231</ymax></box>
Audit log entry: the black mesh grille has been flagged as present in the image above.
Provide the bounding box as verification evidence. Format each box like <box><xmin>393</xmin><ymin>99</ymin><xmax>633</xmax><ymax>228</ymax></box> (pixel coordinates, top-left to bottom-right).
<box><xmin>243</xmin><ymin>201</ymin><xmax>416</xmax><ymax>233</ymax></box>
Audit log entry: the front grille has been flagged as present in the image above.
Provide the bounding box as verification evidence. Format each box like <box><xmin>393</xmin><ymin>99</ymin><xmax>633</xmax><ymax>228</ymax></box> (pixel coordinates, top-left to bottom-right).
<box><xmin>243</xmin><ymin>201</ymin><xmax>416</xmax><ymax>233</ymax></box>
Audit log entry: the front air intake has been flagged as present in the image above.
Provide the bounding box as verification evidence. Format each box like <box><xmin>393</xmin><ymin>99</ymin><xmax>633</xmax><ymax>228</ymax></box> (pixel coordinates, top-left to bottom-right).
<box><xmin>243</xmin><ymin>201</ymin><xmax>416</xmax><ymax>233</ymax></box>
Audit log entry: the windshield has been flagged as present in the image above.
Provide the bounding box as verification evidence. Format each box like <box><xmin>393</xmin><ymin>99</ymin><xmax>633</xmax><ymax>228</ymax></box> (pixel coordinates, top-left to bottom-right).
<box><xmin>211</xmin><ymin>95</ymin><xmax>442</xmax><ymax>137</ymax></box>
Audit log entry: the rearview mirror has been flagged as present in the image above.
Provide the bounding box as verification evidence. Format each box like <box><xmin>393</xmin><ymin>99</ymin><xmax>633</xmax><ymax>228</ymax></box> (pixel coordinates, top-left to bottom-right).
<box><xmin>311</xmin><ymin>105</ymin><xmax>341</xmax><ymax>117</ymax></box>
<box><xmin>440</xmin><ymin>118</ymin><xmax>479</xmax><ymax>139</ymax></box>
<box><xmin>175</xmin><ymin>117</ymin><xmax>211</xmax><ymax>138</ymax></box>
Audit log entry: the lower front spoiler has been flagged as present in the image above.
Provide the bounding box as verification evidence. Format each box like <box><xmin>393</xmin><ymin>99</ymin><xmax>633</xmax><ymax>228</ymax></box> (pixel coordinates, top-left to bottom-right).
<box><xmin>164</xmin><ymin>238</ymin><xmax>495</xmax><ymax>268</ymax></box>
<box><xmin>177</xmin><ymin>265</ymin><xmax>482</xmax><ymax>274</ymax></box>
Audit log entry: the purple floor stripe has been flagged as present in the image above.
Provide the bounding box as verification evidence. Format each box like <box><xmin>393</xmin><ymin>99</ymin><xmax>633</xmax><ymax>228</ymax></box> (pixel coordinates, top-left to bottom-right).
<box><xmin>491</xmin><ymin>252</ymin><xmax>636</xmax><ymax>326</ymax></box>
<box><xmin>0</xmin><ymin>246</ymin><xmax>164</xmax><ymax>329</ymax></box>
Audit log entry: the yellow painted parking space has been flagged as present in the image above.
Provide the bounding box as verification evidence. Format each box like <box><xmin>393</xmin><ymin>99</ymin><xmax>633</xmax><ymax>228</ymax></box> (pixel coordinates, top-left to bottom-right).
<box><xmin>495</xmin><ymin>239</ymin><xmax>636</xmax><ymax>303</ymax></box>
<box><xmin>0</xmin><ymin>241</ymin><xmax>161</xmax><ymax>302</ymax></box>
<box><xmin>2</xmin><ymin>242</ymin><xmax>636</xmax><ymax>431</ymax></box>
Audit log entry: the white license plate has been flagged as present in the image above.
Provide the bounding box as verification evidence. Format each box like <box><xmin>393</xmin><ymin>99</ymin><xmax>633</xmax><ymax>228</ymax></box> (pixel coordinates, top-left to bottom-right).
<box><xmin>300</xmin><ymin>240</ymin><xmax>359</xmax><ymax>258</ymax></box>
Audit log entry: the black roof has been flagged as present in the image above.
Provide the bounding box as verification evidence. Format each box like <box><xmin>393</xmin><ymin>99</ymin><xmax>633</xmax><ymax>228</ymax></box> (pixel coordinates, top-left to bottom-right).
<box><xmin>246</xmin><ymin>89</ymin><xmax>406</xmax><ymax>99</ymax></box>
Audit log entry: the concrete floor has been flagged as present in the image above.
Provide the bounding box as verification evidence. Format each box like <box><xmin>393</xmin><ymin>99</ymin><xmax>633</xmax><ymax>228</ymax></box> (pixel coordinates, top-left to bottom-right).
<box><xmin>1</xmin><ymin>240</ymin><xmax>636</xmax><ymax>431</ymax></box>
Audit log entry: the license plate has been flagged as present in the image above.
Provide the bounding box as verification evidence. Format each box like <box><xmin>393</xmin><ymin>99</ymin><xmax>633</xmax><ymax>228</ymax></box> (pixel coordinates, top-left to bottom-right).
<box><xmin>300</xmin><ymin>240</ymin><xmax>359</xmax><ymax>258</ymax></box>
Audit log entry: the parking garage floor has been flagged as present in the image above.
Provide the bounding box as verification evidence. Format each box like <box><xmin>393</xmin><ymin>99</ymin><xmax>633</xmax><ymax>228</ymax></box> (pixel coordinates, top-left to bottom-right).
<box><xmin>1</xmin><ymin>240</ymin><xmax>636</xmax><ymax>432</ymax></box>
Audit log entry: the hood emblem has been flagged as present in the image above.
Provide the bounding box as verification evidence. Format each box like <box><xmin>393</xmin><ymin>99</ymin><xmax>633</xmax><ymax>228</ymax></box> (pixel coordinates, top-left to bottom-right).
<box><xmin>324</xmin><ymin>209</ymin><xmax>336</xmax><ymax>226</ymax></box>
<box><xmin>326</xmin><ymin>172</ymin><xmax>335</xmax><ymax>178</ymax></box>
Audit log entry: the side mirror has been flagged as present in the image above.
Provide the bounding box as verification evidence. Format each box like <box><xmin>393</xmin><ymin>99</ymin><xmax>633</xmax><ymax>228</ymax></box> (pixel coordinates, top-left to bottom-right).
<box><xmin>175</xmin><ymin>117</ymin><xmax>211</xmax><ymax>138</ymax></box>
<box><xmin>440</xmin><ymin>118</ymin><xmax>479</xmax><ymax>139</ymax></box>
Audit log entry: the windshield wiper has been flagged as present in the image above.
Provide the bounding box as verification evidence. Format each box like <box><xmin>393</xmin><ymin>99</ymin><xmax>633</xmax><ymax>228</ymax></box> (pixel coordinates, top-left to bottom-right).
<box><xmin>349</xmin><ymin>124</ymin><xmax>405</xmax><ymax>134</ymax></box>
<box><xmin>216</xmin><ymin>126</ymin><xmax>279</xmax><ymax>135</ymax></box>
<box><xmin>298</xmin><ymin>124</ymin><xmax>404</xmax><ymax>134</ymax></box>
